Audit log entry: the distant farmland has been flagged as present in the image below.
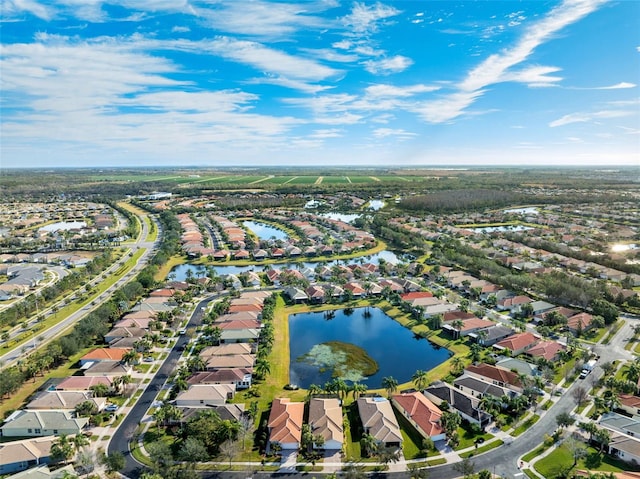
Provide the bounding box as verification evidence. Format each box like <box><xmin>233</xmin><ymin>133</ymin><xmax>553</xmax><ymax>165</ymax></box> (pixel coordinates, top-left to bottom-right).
<box><xmin>89</xmin><ymin>172</ymin><xmax>425</xmax><ymax>187</ymax></box>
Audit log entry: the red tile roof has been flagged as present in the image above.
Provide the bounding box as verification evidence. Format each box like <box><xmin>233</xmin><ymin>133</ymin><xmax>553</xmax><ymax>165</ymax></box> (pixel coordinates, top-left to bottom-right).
<box><xmin>268</xmin><ymin>398</ymin><xmax>304</xmax><ymax>445</ymax></box>
<box><xmin>392</xmin><ymin>392</ymin><xmax>443</xmax><ymax>438</ymax></box>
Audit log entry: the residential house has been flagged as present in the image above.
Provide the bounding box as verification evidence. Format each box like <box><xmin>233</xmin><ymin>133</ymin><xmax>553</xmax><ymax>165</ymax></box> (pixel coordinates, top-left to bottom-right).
<box><xmin>497</xmin><ymin>295</ymin><xmax>533</xmax><ymax>313</ymax></box>
<box><xmin>619</xmin><ymin>395</ymin><xmax>640</xmax><ymax>418</ymax></box>
<box><xmin>494</xmin><ymin>332</ymin><xmax>539</xmax><ymax>356</ymax></box>
<box><xmin>104</xmin><ymin>327</ymin><xmax>147</xmax><ymax>344</ymax></box>
<box><xmin>392</xmin><ymin>392</ymin><xmax>445</xmax><ymax>441</ymax></box>
<box><xmin>0</xmin><ymin>410</ymin><xmax>89</xmax><ymax>437</ymax></box>
<box><xmin>220</xmin><ymin>328</ymin><xmax>260</xmax><ymax>343</ymax></box>
<box><xmin>187</xmin><ymin>369</ymin><xmax>252</xmax><ymax>389</ymax></box>
<box><xmin>423</xmin><ymin>382</ymin><xmax>492</xmax><ymax>429</ymax></box>
<box><xmin>205</xmin><ymin>354</ymin><xmax>255</xmax><ymax>370</ymax></box>
<box><xmin>26</xmin><ymin>391</ymin><xmax>106</xmax><ymax>412</ymax></box>
<box><xmin>267</xmin><ymin>398</ymin><xmax>304</xmax><ymax>451</ymax></box>
<box><xmin>56</xmin><ymin>376</ymin><xmax>113</xmax><ymax>391</ymax></box>
<box><xmin>442</xmin><ymin>317</ymin><xmax>494</xmax><ymax>339</ymax></box>
<box><xmin>0</xmin><ymin>436</ymin><xmax>56</xmax><ymax>475</ymax></box>
<box><xmin>495</xmin><ymin>358</ymin><xmax>539</xmax><ymax>377</ymax></box>
<box><xmin>468</xmin><ymin>325</ymin><xmax>514</xmax><ymax>346</ymax></box>
<box><xmin>566</xmin><ymin>313</ymin><xmax>594</xmax><ymax>334</ymax></box>
<box><xmin>453</xmin><ymin>374</ymin><xmax>516</xmax><ymax>401</ymax></box>
<box><xmin>79</xmin><ymin>348</ymin><xmax>131</xmax><ymax>366</ymax></box>
<box><xmin>529</xmin><ymin>300</ymin><xmax>555</xmax><ymax>316</ymax></box>
<box><xmin>308</xmin><ymin>398</ymin><xmax>343</xmax><ymax>450</ymax></box>
<box><xmin>82</xmin><ymin>361</ymin><xmax>132</xmax><ymax>377</ymax></box>
<box><xmin>199</xmin><ymin>343</ymin><xmax>253</xmax><ymax>359</ymax></box>
<box><xmin>464</xmin><ymin>364</ymin><xmax>523</xmax><ymax>393</ymax></box>
<box><xmin>599</xmin><ymin>413</ymin><xmax>640</xmax><ymax>465</ymax></box>
<box><xmin>526</xmin><ymin>340</ymin><xmax>566</xmax><ymax>362</ymax></box>
<box><xmin>356</xmin><ymin>397</ymin><xmax>402</xmax><ymax>448</ymax></box>
<box><xmin>305</xmin><ymin>285</ymin><xmax>326</xmax><ymax>304</ymax></box>
<box><xmin>174</xmin><ymin>384</ymin><xmax>236</xmax><ymax>407</ymax></box>
<box><xmin>284</xmin><ymin>286</ymin><xmax>308</xmax><ymax>304</ymax></box>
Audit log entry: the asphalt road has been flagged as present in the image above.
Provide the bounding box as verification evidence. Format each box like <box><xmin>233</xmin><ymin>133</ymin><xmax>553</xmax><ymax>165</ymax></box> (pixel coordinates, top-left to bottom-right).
<box><xmin>109</xmin><ymin>295</ymin><xmax>218</xmax><ymax>478</ymax></box>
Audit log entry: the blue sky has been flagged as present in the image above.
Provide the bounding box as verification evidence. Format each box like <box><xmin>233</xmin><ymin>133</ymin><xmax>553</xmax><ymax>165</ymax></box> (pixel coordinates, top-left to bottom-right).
<box><xmin>1</xmin><ymin>0</ymin><xmax>638</xmax><ymax>168</ymax></box>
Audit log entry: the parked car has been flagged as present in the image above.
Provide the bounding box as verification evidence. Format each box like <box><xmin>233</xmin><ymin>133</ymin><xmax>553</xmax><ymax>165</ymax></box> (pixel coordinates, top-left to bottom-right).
<box><xmin>105</xmin><ymin>404</ymin><xmax>119</xmax><ymax>412</ymax></box>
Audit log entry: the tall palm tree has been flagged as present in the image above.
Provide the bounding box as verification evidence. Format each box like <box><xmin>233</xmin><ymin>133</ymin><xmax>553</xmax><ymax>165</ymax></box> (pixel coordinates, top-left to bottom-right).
<box><xmin>623</xmin><ymin>361</ymin><xmax>640</xmax><ymax>385</ymax></box>
<box><xmin>351</xmin><ymin>382</ymin><xmax>368</xmax><ymax>400</ymax></box>
<box><xmin>412</xmin><ymin>370</ymin><xmax>429</xmax><ymax>391</ymax></box>
<box><xmin>381</xmin><ymin>376</ymin><xmax>398</xmax><ymax>397</ymax></box>
<box><xmin>255</xmin><ymin>358</ymin><xmax>271</xmax><ymax>379</ymax></box>
<box><xmin>450</xmin><ymin>357</ymin><xmax>465</xmax><ymax>376</ymax></box>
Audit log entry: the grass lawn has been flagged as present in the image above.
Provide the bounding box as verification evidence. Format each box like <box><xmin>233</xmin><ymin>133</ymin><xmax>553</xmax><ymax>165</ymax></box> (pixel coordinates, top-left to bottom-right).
<box><xmin>513</xmin><ymin>414</ymin><xmax>540</xmax><ymax>437</ymax></box>
<box><xmin>535</xmin><ymin>444</ymin><xmax>634</xmax><ymax>478</ymax></box>
<box><xmin>394</xmin><ymin>407</ymin><xmax>429</xmax><ymax>459</ymax></box>
<box><xmin>454</xmin><ymin>423</ymin><xmax>494</xmax><ymax>451</ymax></box>
<box><xmin>154</xmin><ymin>255</ymin><xmax>185</xmax><ymax>281</ymax></box>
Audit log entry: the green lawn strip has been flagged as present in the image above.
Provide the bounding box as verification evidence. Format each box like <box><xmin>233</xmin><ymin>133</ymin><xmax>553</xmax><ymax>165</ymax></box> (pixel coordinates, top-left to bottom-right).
<box><xmin>513</xmin><ymin>414</ymin><xmax>540</xmax><ymax>437</ymax></box>
<box><xmin>459</xmin><ymin>439</ymin><xmax>503</xmax><ymax>458</ymax></box>
<box><xmin>155</xmin><ymin>255</ymin><xmax>185</xmax><ymax>281</ymax></box>
<box><xmin>427</xmin><ymin>458</ymin><xmax>447</xmax><ymax>466</ymax></box>
<box><xmin>535</xmin><ymin>444</ymin><xmax>629</xmax><ymax>477</ymax></box>
<box><xmin>0</xmin><ymin>346</ymin><xmax>94</xmax><ymax>418</ymax></box>
<box><xmin>523</xmin><ymin>469</ymin><xmax>538</xmax><ymax>479</ymax></box>
<box><xmin>522</xmin><ymin>445</ymin><xmax>549</xmax><ymax>463</ymax></box>
<box><xmin>117</xmin><ymin>202</ymin><xmax>144</xmax><ymax>242</ymax></box>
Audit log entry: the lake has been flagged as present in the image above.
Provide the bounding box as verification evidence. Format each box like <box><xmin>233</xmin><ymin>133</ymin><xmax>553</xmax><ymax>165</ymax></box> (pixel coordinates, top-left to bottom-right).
<box><xmin>169</xmin><ymin>250</ymin><xmax>402</xmax><ymax>280</ymax></box>
<box><xmin>288</xmin><ymin>307</ymin><xmax>451</xmax><ymax>388</ymax></box>
<box><xmin>242</xmin><ymin>221</ymin><xmax>289</xmax><ymax>241</ymax></box>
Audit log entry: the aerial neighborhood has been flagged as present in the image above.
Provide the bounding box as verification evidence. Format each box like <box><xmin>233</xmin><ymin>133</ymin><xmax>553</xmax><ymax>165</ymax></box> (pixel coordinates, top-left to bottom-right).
<box><xmin>1</xmin><ymin>170</ymin><xmax>639</xmax><ymax>479</ymax></box>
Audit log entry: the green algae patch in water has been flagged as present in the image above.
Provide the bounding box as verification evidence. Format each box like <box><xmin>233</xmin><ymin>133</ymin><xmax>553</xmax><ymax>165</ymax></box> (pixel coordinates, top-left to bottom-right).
<box><xmin>296</xmin><ymin>341</ymin><xmax>379</xmax><ymax>382</ymax></box>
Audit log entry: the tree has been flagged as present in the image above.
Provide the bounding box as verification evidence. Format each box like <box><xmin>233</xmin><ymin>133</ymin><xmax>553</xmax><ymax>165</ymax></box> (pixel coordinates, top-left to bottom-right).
<box><xmin>407</xmin><ymin>462</ymin><xmax>429</xmax><ymax>479</ymax></box>
<box><xmin>556</xmin><ymin>412</ymin><xmax>575</xmax><ymax>429</ymax></box>
<box><xmin>412</xmin><ymin>369</ymin><xmax>429</xmax><ymax>391</ymax></box>
<box><xmin>50</xmin><ymin>435</ymin><xmax>75</xmax><ymax>464</ymax></box>
<box><xmin>377</xmin><ymin>446</ymin><xmax>400</xmax><ymax>467</ymax></box>
<box><xmin>360</xmin><ymin>434</ymin><xmax>378</xmax><ymax>458</ymax></box>
<box><xmin>102</xmin><ymin>451</ymin><xmax>125</xmax><ymax>473</ymax></box>
<box><xmin>440</xmin><ymin>411</ymin><xmax>461</xmax><ymax>438</ymax></box>
<box><xmin>453</xmin><ymin>457</ymin><xmax>475</xmax><ymax>479</ymax></box>
<box><xmin>255</xmin><ymin>358</ymin><xmax>271</xmax><ymax>379</ymax></box>
<box><xmin>468</xmin><ymin>343</ymin><xmax>483</xmax><ymax>363</ymax></box>
<box><xmin>591</xmin><ymin>299</ymin><xmax>618</xmax><ymax>325</ymax></box>
<box><xmin>594</xmin><ymin>427</ymin><xmax>611</xmax><ymax>453</ymax></box>
<box><xmin>565</xmin><ymin>436</ymin><xmax>587</xmax><ymax>466</ymax></box>
<box><xmin>351</xmin><ymin>382</ymin><xmax>368</xmax><ymax>399</ymax></box>
<box><xmin>622</xmin><ymin>361</ymin><xmax>640</xmax><ymax>385</ymax></box>
<box><xmin>381</xmin><ymin>376</ymin><xmax>398</xmax><ymax>397</ymax></box>
<box><xmin>579</xmin><ymin>421</ymin><xmax>598</xmax><ymax>441</ymax></box>
<box><xmin>179</xmin><ymin>437</ymin><xmax>210</xmax><ymax>462</ymax></box>
<box><xmin>75</xmin><ymin>400</ymin><xmax>98</xmax><ymax>417</ymax></box>
<box><xmin>450</xmin><ymin>356</ymin><xmax>465</xmax><ymax>376</ymax></box>
<box><xmin>572</xmin><ymin>386</ymin><xmax>589</xmax><ymax>407</ymax></box>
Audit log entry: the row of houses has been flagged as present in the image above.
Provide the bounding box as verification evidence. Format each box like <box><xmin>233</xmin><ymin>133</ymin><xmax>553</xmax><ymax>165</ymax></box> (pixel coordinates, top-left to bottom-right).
<box><xmin>177</xmin><ymin>213</ymin><xmax>215</xmax><ymax>258</ymax></box>
<box><xmin>266</xmin><ymin>393</ymin><xmax>445</xmax><ymax>454</ymax></box>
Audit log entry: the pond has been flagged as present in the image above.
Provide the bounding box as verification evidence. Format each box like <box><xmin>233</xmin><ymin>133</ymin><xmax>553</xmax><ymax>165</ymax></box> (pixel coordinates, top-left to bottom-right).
<box><xmin>368</xmin><ymin>200</ymin><xmax>385</xmax><ymax>210</ymax></box>
<box><xmin>320</xmin><ymin>213</ymin><xmax>361</xmax><ymax>223</ymax></box>
<box><xmin>169</xmin><ymin>250</ymin><xmax>402</xmax><ymax>280</ymax></box>
<box><xmin>242</xmin><ymin>221</ymin><xmax>289</xmax><ymax>241</ymax></box>
<box><xmin>288</xmin><ymin>307</ymin><xmax>451</xmax><ymax>388</ymax></box>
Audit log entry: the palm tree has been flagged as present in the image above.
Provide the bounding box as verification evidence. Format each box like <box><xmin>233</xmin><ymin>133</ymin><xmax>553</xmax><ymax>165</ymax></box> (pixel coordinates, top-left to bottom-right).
<box><xmin>188</xmin><ymin>356</ymin><xmax>206</xmax><ymax>373</ymax></box>
<box><xmin>306</xmin><ymin>384</ymin><xmax>322</xmax><ymax>400</ymax></box>
<box><xmin>255</xmin><ymin>358</ymin><xmax>271</xmax><ymax>379</ymax></box>
<box><xmin>360</xmin><ymin>433</ymin><xmax>378</xmax><ymax>458</ymax></box>
<box><xmin>121</xmin><ymin>349</ymin><xmax>139</xmax><ymax>366</ymax></box>
<box><xmin>412</xmin><ymin>370</ymin><xmax>429</xmax><ymax>391</ymax></box>
<box><xmin>450</xmin><ymin>356</ymin><xmax>465</xmax><ymax>376</ymax></box>
<box><xmin>381</xmin><ymin>376</ymin><xmax>398</xmax><ymax>397</ymax></box>
<box><xmin>351</xmin><ymin>382</ymin><xmax>368</xmax><ymax>399</ymax></box>
<box><xmin>623</xmin><ymin>361</ymin><xmax>640</xmax><ymax>385</ymax></box>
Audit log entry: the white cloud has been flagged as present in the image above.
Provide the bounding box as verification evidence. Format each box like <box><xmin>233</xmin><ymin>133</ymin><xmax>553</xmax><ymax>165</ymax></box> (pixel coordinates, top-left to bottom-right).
<box><xmin>342</xmin><ymin>2</ymin><xmax>400</xmax><ymax>34</ymax></box>
<box><xmin>172</xmin><ymin>26</ymin><xmax>190</xmax><ymax>33</ymax></box>
<box><xmin>310</xmin><ymin>128</ymin><xmax>343</xmax><ymax>138</ymax></box>
<box><xmin>0</xmin><ymin>34</ymin><xmax>303</xmax><ymax>157</ymax></box>
<box><xmin>365</xmin><ymin>83</ymin><xmax>439</xmax><ymax>97</ymax></box>
<box><xmin>200</xmin><ymin>0</ymin><xmax>330</xmax><ymax>38</ymax></box>
<box><xmin>420</xmin><ymin>0</ymin><xmax>608</xmax><ymax>123</ymax></box>
<box><xmin>364</xmin><ymin>55</ymin><xmax>413</xmax><ymax>75</ymax></box>
<box><xmin>593</xmin><ymin>82</ymin><xmax>636</xmax><ymax>90</ymax></box>
<box><xmin>3</xmin><ymin>0</ymin><xmax>54</xmax><ymax>20</ymax></box>
<box><xmin>503</xmin><ymin>65</ymin><xmax>563</xmax><ymax>87</ymax></box>
<box><xmin>372</xmin><ymin>128</ymin><xmax>416</xmax><ymax>139</ymax></box>
<box><xmin>549</xmin><ymin>110</ymin><xmax>633</xmax><ymax>127</ymax></box>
